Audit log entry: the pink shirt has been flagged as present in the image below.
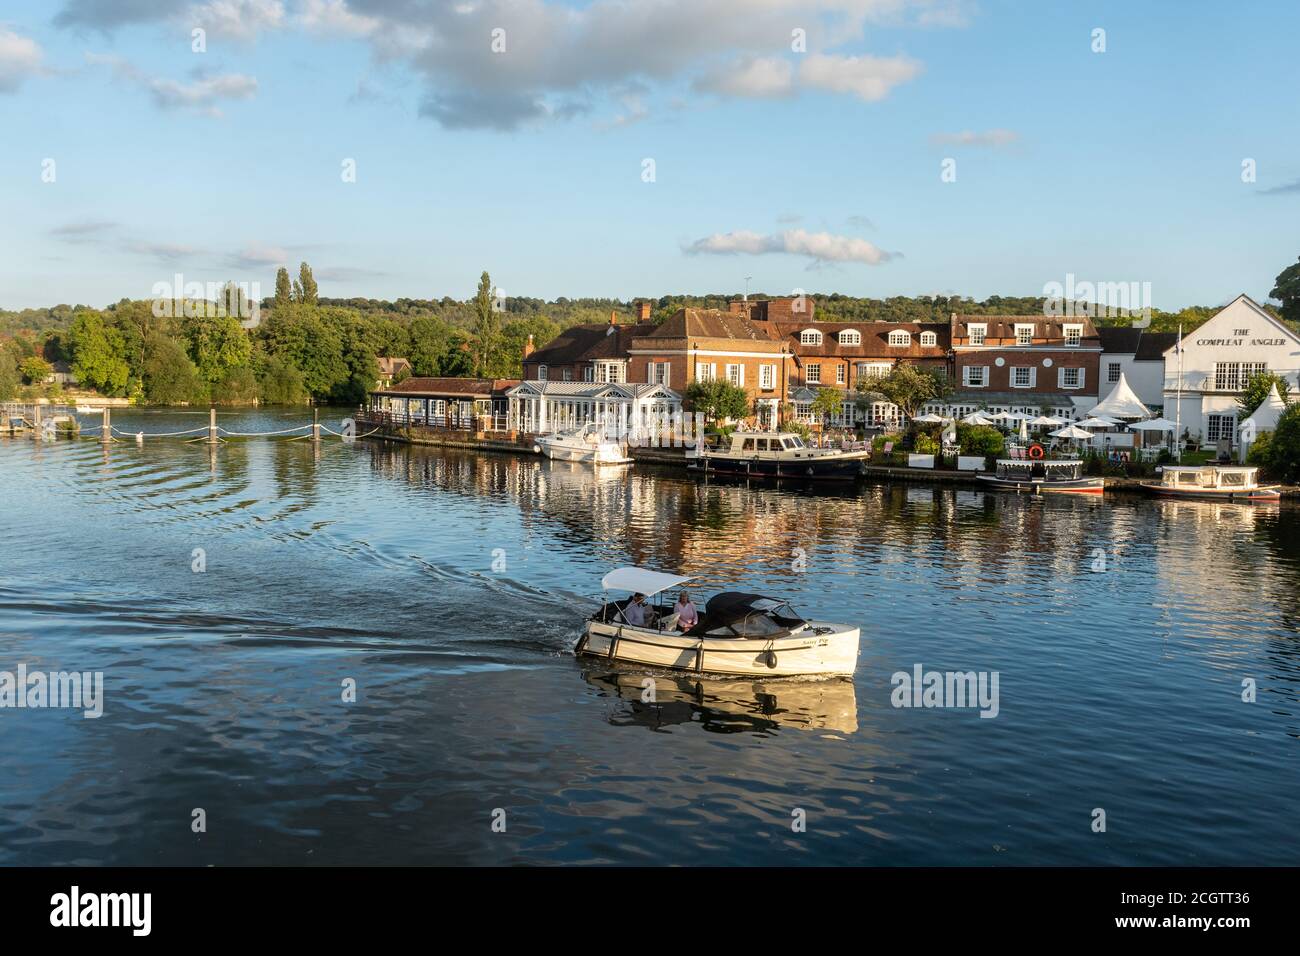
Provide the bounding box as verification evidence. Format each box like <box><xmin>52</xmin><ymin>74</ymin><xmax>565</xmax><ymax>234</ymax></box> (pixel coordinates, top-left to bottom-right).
<box><xmin>675</xmin><ymin>601</ymin><xmax>698</xmax><ymax>628</ymax></box>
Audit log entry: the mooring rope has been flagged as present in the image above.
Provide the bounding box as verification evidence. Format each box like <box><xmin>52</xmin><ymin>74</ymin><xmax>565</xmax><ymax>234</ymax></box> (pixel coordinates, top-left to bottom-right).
<box><xmin>109</xmin><ymin>425</ymin><xmax>210</xmax><ymax>438</ymax></box>
<box><xmin>215</xmin><ymin>425</ymin><xmax>315</xmax><ymax>437</ymax></box>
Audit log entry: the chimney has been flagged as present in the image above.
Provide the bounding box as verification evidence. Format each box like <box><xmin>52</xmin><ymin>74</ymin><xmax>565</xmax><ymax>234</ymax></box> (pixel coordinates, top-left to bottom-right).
<box><xmin>523</xmin><ymin>334</ymin><xmax>535</xmax><ymax>360</ymax></box>
<box><xmin>609</xmin><ymin>310</ymin><xmax>618</xmax><ymax>326</ymax></box>
<box><xmin>636</xmin><ymin>301</ymin><xmax>651</xmax><ymax>322</ymax></box>
<box><xmin>728</xmin><ymin>300</ymin><xmax>745</xmax><ymax>314</ymax></box>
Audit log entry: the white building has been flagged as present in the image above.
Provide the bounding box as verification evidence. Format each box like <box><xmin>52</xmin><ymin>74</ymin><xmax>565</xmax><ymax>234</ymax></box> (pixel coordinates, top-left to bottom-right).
<box><xmin>1162</xmin><ymin>295</ymin><xmax>1300</xmax><ymax>449</ymax></box>
<box><xmin>505</xmin><ymin>381</ymin><xmax>682</xmax><ymax>438</ymax></box>
<box><xmin>1096</xmin><ymin>327</ymin><xmax>1177</xmax><ymax>409</ymax></box>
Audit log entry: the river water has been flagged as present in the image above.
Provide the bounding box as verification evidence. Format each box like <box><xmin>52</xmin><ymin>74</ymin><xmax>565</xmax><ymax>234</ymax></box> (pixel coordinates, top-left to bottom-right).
<box><xmin>1</xmin><ymin>407</ymin><xmax>1297</xmax><ymax>865</ymax></box>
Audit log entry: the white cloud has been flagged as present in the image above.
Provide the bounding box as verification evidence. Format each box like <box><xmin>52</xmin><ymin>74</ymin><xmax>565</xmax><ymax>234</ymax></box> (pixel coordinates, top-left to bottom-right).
<box><xmin>191</xmin><ymin>0</ymin><xmax>286</xmax><ymax>40</ymax></box>
<box><xmin>228</xmin><ymin>242</ymin><xmax>290</xmax><ymax>267</ymax></box>
<box><xmin>87</xmin><ymin>53</ymin><xmax>257</xmax><ymax>116</ymax></box>
<box><xmin>296</xmin><ymin>0</ymin><xmax>378</xmax><ymax>37</ymax></box>
<box><xmin>695</xmin><ymin>57</ymin><xmax>794</xmax><ymax>98</ymax></box>
<box><xmin>686</xmin><ymin>229</ymin><xmax>896</xmax><ymax>266</ymax></box>
<box><xmin>799</xmin><ymin>53</ymin><xmax>922</xmax><ymax>102</ymax></box>
<box><xmin>930</xmin><ymin>128</ymin><xmax>1019</xmax><ymax>147</ymax></box>
<box><xmin>0</xmin><ymin>27</ymin><xmax>42</xmax><ymax>93</ymax></box>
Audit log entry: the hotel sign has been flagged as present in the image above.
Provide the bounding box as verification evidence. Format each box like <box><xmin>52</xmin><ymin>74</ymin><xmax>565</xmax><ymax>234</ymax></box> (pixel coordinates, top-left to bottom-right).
<box><xmin>1195</xmin><ymin>328</ymin><xmax>1287</xmax><ymax>347</ymax></box>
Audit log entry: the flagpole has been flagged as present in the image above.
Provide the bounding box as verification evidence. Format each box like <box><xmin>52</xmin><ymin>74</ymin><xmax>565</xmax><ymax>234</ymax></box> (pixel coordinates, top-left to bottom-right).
<box><xmin>1175</xmin><ymin>324</ymin><xmax>1183</xmax><ymax>462</ymax></box>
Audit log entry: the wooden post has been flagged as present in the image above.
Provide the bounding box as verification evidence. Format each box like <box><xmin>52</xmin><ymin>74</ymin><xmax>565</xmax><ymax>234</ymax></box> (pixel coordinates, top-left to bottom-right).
<box><xmin>312</xmin><ymin>407</ymin><xmax>320</xmax><ymax>442</ymax></box>
<box><xmin>32</xmin><ymin>402</ymin><xmax>41</xmax><ymax>438</ymax></box>
<box><xmin>101</xmin><ymin>406</ymin><xmax>111</xmax><ymax>444</ymax></box>
<box><xmin>208</xmin><ymin>406</ymin><xmax>218</xmax><ymax>444</ymax></box>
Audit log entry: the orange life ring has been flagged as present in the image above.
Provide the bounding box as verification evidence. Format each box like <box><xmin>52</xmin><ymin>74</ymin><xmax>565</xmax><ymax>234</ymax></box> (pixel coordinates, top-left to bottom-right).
<box><xmin>1028</xmin><ymin>443</ymin><xmax>1045</xmax><ymax>460</ymax></box>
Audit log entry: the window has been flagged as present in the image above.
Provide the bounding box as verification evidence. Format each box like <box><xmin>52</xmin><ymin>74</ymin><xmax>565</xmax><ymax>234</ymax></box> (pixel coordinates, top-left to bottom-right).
<box><xmin>561</xmin><ymin>368</ymin><xmax>572</xmax><ymax>381</ymax></box>
<box><xmin>968</xmin><ymin>324</ymin><xmax>987</xmax><ymax>346</ymax></box>
<box><xmin>650</xmin><ymin>362</ymin><xmax>670</xmax><ymax>386</ymax></box>
<box><xmin>538</xmin><ymin>365</ymin><xmax>548</xmax><ymax>381</ymax></box>
<box><xmin>759</xmin><ymin>364</ymin><xmax>776</xmax><ymax>390</ymax></box>
<box><xmin>726</xmin><ymin>363</ymin><xmax>744</xmax><ymax>387</ymax></box>
<box><xmin>838</xmin><ymin>329</ymin><xmax>861</xmax><ymax>346</ymax></box>
<box><xmin>1207</xmin><ymin>414</ymin><xmax>1237</xmax><ymax>444</ymax></box>
<box><xmin>920</xmin><ymin>331</ymin><xmax>937</xmax><ymax>347</ymax></box>
<box><xmin>695</xmin><ymin>362</ymin><xmax>716</xmax><ymax>382</ymax></box>
<box><xmin>1011</xmin><ymin>366</ymin><xmax>1035</xmax><ymax>388</ymax></box>
<box><xmin>836</xmin><ymin>364</ymin><xmax>846</xmax><ymax>385</ymax></box>
<box><xmin>1015</xmin><ymin>324</ymin><xmax>1035</xmax><ymax>346</ymax></box>
<box><xmin>1215</xmin><ymin>362</ymin><xmax>1266</xmax><ymax>391</ymax></box>
<box><xmin>1108</xmin><ymin>362</ymin><xmax>1121</xmax><ymax>383</ymax></box>
<box><xmin>800</xmin><ymin>329</ymin><xmax>823</xmax><ymax>346</ymax></box>
<box><xmin>963</xmin><ymin>366</ymin><xmax>988</xmax><ymax>387</ymax></box>
<box><xmin>857</xmin><ymin>362</ymin><xmax>890</xmax><ymax>380</ymax></box>
<box><xmin>1064</xmin><ymin>324</ymin><xmax>1083</xmax><ymax>347</ymax></box>
<box><xmin>1059</xmin><ymin>367</ymin><xmax>1084</xmax><ymax>389</ymax></box>
<box><xmin>596</xmin><ymin>362</ymin><xmax>624</xmax><ymax>384</ymax></box>
<box><xmin>888</xmin><ymin>330</ymin><xmax>912</xmax><ymax>347</ymax></box>
<box><xmin>582</xmin><ymin>365</ymin><xmax>594</xmax><ymax>382</ymax></box>
<box><xmin>741</xmin><ymin>438</ymin><xmax>755</xmax><ymax>452</ymax></box>
<box><xmin>806</xmin><ymin>363</ymin><xmax>821</xmax><ymax>384</ymax></box>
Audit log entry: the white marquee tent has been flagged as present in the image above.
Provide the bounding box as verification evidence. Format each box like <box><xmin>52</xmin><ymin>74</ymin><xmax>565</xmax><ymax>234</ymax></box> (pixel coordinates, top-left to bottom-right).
<box><xmin>1091</xmin><ymin>372</ymin><xmax>1150</xmax><ymax>421</ymax></box>
<box><xmin>1238</xmin><ymin>383</ymin><xmax>1289</xmax><ymax>462</ymax></box>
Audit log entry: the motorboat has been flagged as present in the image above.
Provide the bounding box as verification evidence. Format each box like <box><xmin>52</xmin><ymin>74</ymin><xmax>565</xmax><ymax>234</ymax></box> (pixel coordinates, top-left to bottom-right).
<box><xmin>1142</xmin><ymin>464</ymin><xmax>1280</xmax><ymax>501</ymax></box>
<box><xmin>533</xmin><ymin>422</ymin><xmax>631</xmax><ymax>464</ymax></box>
<box><xmin>576</xmin><ymin>567</ymin><xmax>860</xmax><ymax>677</ymax></box>
<box><xmin>977</xmin><ymin>458</ymin><xmax>1104</xmax><ymax>494</ymax></box>
<box><xmin>687</xmin><ymin>430</ymin><xmax>868</xmax><ymax>481</ymax></box>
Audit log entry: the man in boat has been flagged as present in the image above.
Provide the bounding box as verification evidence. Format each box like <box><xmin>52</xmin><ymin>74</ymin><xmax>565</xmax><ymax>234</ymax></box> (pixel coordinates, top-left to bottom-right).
<box><xmin>673</xmin><ymin>591</ymin><xmax>698</xmax><ymax>631</ymax></box>
<box><xmin>621</xmin><ymin>593</ymin><xmax>648</xmax><ymax>627</ymax></box>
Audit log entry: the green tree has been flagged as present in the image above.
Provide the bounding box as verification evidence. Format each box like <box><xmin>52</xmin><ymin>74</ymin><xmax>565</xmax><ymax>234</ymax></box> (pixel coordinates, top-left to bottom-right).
<box><xmin>275</xmin><ymin>268</ymin><xmax>293</xmax><ymax>309</ymax></box>
<box><xmin>0</xmin><ymin>349</ymin><xmax>20</xmax><ymax>400</ymax></box>
<box><xmin>298</xmin><ymin>262</ymin><xmax>319</xmax><ymax>305</ymax></box>
<box><xmin>256</xmin><ymin>354</ymin><xmax>309</xmax><ymax>405</ymax></box>
<box><xmin>810</xmin><ymin>386</ymin><xmax>844</xmax><ymax>425</ymax></box>
<box><xmin>1238</xmin><ymin>371</ymin><xmax>1291</xmax><ymax>419</ymax></box>
<box><xmin>868</xmin><ymin>364</ymin><xmax>952</xmax><ymax>419</ymax></box>
<box><xmin>211</xmin><ymin>366</ymin><xmax>259</xmax><ymax>405</ymax></box>
<box><xmin>141</xmin><ymin>334</ymin><xmax>206</xmax><ymax>405</ymax></box>
<box><xmin>1270</xmin><ymin>256</ymin><xmax>1300</xmax><ymax>326</ymax></box>
<box><xmin>19</xmin><ymin>355</ymin><xmax>52</xmax><ymax>384</ymax></box>
<box><xmin>185</xmin><ymin>313</ymin><xmax>252</xmax><ymax>385</ymax></box>
<box><xmin>471</xmin><ymin>271</ymin><xmax>500</xmax><ymax>377</ymax></box>
<box><xmin>684</xmin><ymin>379</ymin><xmax>750</xmax><ymax>424</ymax></box>
<box><xmin>67</xmin><ymin>312</ymin><xmax>131</xmax><ymax>396</ymax></box>
<box><xmin>956</xmin><ymin>423</ymin><xmax>1005</xmax><ymax>458</ymax></box>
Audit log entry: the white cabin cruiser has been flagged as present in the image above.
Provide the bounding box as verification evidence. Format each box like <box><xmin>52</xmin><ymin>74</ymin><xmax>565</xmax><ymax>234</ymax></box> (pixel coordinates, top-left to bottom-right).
<box><xmin>534</xmin><ymin>422</ymin><xmax>631</xmax><ymax>465</ymax></box>
<box><xmin>688</xmin><ymin>431</ymin><xmax>868</xmax><ymax>480</ymax></box>
<box><xmin>576</xmin><ymin>567</ymin><xmax>860</xmax><ymax>677</ymax></box>
<box><xmin>1142</xmin><ymin>465</ymin><xmax>1280</xmax><ymax>501</ymax></box>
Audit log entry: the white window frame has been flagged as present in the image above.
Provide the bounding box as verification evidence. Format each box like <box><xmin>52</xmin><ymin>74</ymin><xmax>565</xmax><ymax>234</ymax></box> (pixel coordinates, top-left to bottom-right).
<box><xmin>968</xmin><ymin>324</ymin><xmax>987</xmax><ymax>346</ymax></box>
<box><xmin>800</xmin><ymin>329</ymin><xmax>823</xmax><ymax>346</ymax></box>
<box><xmin>538</xmin><ymin>365</ymin><xmax>548</xmax><ymax>381</ymax></box>
<box><xmin>651</xmin><ymin>362</ymin><xmax>670</xmax><ymax>386</ymax></box>
<box><xmin>1010</xmin><ymin>366</ymin><xmax>1035</xmax><ymax>388</ymax></box>
<box><xmin>806</xmin><ymin>363</ymin><xmax>821</xmax><ymax>384</ymax></box>
<box><xmin>920</xmin><ymin>331</ymin><xmax>937</xmax><ymax>347</ymax></box>
<box><xmin>725</xmin><ymin>363</ymin><xmax>744</xmax><ymax>387</ymax></box>
<box><xmin>582</xmin><ymin>365</ymin><xmax>594</xmax><ymax>382</ymax></box>
<box><xmin>836</xmin><ymin>364</ymin><xmax>846</xmax><ymax>385</ymax></box>
<box><xmin>1014</xmin><ymin>324</ymin><xmax>1035</xmax><ymax>346</ymax></box>
<box><xmin>695</xmin><ymin>362</ymin><xmax>716</xmax><ymax>382</ymax></box>
<box><xmin>1107</xmin><ymin>361</ymin><xmax>1121</xmax><ymax>383</ymax></box>
<box><xmin>1063</xmin><ymin>324</ymin><xmax>1083</xmax><ymax>347</ymax></box>
<box><xmin>759</xmin><ymin>364</ymin><xmax>775</xmax><ymax>390</ymax></box>
<box><xmin>1058</xmin><ymin>367</ymin><xmax>1085</xmax><ymax>390</ymax></box>
<box><xmin>838</xmin><ymin>329</ymin><xmax>861</xmax><ymax>346</ymax></box>
<box><xmin>561</xmin><ymin>367</ymin><xmax>572</xmax><ymax>381</ymax></box>
<box><xmin>888</xmin><ymin>330</ymin><xmax>912</xmax><ymax>347</ymax></box>
<box><xmin>963</xmin><ymin>365</ymin><xmax>988</xmax><ymax>388</ymax></box>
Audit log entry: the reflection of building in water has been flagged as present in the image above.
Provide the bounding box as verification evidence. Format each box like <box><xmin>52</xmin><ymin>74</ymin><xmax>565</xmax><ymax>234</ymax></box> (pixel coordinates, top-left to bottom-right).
<box><xmin>583</xmin><ymin>669</ymin><xmax>858</xmax><ymax>734</ymax></box>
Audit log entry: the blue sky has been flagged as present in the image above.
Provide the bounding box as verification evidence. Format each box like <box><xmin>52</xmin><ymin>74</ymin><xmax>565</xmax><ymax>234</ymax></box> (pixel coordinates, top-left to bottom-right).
<box><xmin>1</xmin><ymin>0</ymin><xmax>1298</xmax><ymax>311</ymax></box>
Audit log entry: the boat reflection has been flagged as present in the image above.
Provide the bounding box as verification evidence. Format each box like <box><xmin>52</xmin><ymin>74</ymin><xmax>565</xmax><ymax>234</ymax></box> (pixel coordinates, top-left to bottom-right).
<box><xmin>581</xmin><ymin>667</ymin><xmax>858</xmax><ymax>734</ymax></box>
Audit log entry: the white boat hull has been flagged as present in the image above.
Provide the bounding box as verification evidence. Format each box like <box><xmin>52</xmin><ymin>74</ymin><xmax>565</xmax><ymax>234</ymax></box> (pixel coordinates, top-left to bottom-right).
<box><xmin>578</xmin><ymin>620</ymin><xmax>859</xmax><ymax>677</ymax></box>
<box><xmin>534</xmin><ymin>435</ymin><xmax>631</xmax><ymax>464</ymax></box>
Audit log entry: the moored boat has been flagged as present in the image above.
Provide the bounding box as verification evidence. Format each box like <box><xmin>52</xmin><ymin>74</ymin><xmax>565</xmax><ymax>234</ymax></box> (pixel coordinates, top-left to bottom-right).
<box><xmin>687</xmin><ymin>430</ymin><xmax>868</xmax><ymax>481</ymax></box>
<box><xmin>533</xmin><ymin>422</ymin><xmax>631</xmax><ymax>464</ymax></box>
<box><xmin>977</xmin><ymin>458</ymin><xmax>1104</xmax><ymax>495</ymax></box>
<box><xmin>576</xmin><ymin>567</ymin><xmax>860</xmax><ymax>677</ymax></box>
<box><xmin>1141</xmin><ymin>464</ymin><xmax>1280</xmax><ymax>501</ymax></box>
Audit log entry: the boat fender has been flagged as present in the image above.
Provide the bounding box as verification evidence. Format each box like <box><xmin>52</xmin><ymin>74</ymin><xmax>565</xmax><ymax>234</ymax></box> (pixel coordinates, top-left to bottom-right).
<box><xmin>765</xmin><ymin>650</ymin><xmax>778</xmax><ymax>669</ymax></box>
<box><xmin>1028</xmin><ymin>443</ymin><xmax>1045</xmax><ymax>460</ymax></box>
<box><xmin>532</xmin><ymin>444</ymin><xmax>542</xmax><ymax>454</ymax></box>
<box><xmin>608</xmin><ymin>626</ymin><xmax>622</xmax><ymax>660</ymax></box>
<box><xmin>806</xmin><ymin>466</ymin><xmax>814</xmax><ymax>476</ymax></box>
<box><xmin>574</xmin><ymin>633</ymin><xmax>588</xmax><ymax>656</ymax></box>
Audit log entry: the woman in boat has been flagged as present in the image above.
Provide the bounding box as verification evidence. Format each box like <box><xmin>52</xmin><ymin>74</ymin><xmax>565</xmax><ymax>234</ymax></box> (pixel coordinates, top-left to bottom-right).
<box><xmin>673</xmin><ymin>591</ymin><xmax>698</xmax><ymax>631</ymax></box>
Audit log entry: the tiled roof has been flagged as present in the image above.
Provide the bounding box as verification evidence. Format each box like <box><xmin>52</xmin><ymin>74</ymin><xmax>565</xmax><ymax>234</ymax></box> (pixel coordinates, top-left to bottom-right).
<box><xmin>373</xmin><ymin>377</ymin><xmax>517</xmax><ymax>397</ymax></box>
<box><xmin>635</xmin><ymin>308</ymin><xmax>786</xmax><ymax>348</ymax></box>
<box><xmin>376</xmin><ymin>356</ymin><xmax>411</xmax><ymax>375</ymax></box>
<box><xmin>527</xmin><ymin>322</ymin><xmax>656</xmax><ymax>366</ymax></box>
<box><xmin>773</xmin><ymin>320</ymin><xmax>950</xmax><ymax>358</ymax></box>
<box><xmin>953</xmin><ymin>314</ymin><xmax>1100</xmax><ymax>340</ymax></box>
<box><xmin>1135</xmin><ymin>331</ymin><xmax>1178</xmax><ymax>360</ymax></box>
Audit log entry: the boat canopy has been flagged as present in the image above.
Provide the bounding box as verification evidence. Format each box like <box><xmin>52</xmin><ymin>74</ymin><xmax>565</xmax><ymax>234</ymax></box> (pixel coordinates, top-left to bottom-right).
<box><xmin>601</xmin><ymin>567</ymin><xmax>691</xmax><ymax>597</ymax></box>
<box><xmin>688</xmin><ymin>592</ymin><xmax>806</xmax><ymax>638</ymax></box>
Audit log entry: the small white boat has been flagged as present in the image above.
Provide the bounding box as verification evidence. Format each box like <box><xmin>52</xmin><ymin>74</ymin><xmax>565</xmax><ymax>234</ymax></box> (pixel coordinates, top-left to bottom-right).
<box><xmin>688</xmin><ymin>430</ymin><xmax>868</xmax><ymax>480</ymax></box>
<box><xmin>76</xmin><ymin>405</ymin><xmax>100</xmax><ymax>415</ymax></box>
<box><xmin>534</xmin><ymin>422</ymin><xmax>631</xmax><ymax>464</ymax></box>
<box><xmin>576</xmin><ymin>567</ymin><xmax>860</xmax><ymax>677</ymax></box>
<box><xmin>1142</xmin><ymin>464</ymin><xmax>1280</xmax><ymax>501</ymax></box>
<box><xmin>977</xmin><ymin>458</ymin><xmax>1105</xmax><ymax>494</ymax></box>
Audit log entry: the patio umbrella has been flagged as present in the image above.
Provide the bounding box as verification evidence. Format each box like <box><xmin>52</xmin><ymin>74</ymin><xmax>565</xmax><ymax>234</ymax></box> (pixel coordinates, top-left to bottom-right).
<box><xmin>1018</xmin><ymin>417</ymin><xmax>1029</xmax><ymax>442</ymax></box>
<box><xmin>1027</xmin><ymin>415</ymin><xmax>1064</xmax><ymax>427</ymax></box>
<box><xmin>962</xmin><ymin>412</ymin><xmax>995</xmax><ymax>426</ymax></box>
<box><xmin>912</xmin><ymin>413</ymin><xmax>945</xmax><ymax>423</ymax></box>
<box><xmin>1050</xmin><ymin>425</ymin><xmax>1094</xmax><ymax>440</ymax></box>
<box><xmin>1129</xmin><ymin>417</ymin><xmax>1177</xmax><ymax>431</ymax></box>
<box><xmin>1076</xmin><ymin>416</ymin><xmax>1117</xmax><ymax>429</ymax></box>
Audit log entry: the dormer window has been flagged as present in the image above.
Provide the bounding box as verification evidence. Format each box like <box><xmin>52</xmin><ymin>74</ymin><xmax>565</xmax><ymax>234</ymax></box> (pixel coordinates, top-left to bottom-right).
<box><xmin>838</xmin><ymin>329</ymin><xmax>861</xmax><ymax>346</ymax></box>
<box><xmin>920</xmin><ymin>331</ymin><xmax>937</xmax><ymax>347</ymax></box>
<box><xmin>888</xmin><ymin>330</ymin><xmax>911</xmax><ymax>347</ymax></box>
<box><xmin>1015</xmin><ymin>324</ymin><xmax>1035</xmax><ymax>346</ymax></box>
<box><xmin>800</xmin><ymin>329</ymin><xmax>823</xmax><ymax>346</ymax></box>
<box><xmin>968</xmin><ymin>324</ymin><xmax>987</xmax><ymax>346</ymax></box>
<box><xmin>1063</xmin><ymin>324</ymin><xmax>1083</xmax><ymax>347</ymax></box>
